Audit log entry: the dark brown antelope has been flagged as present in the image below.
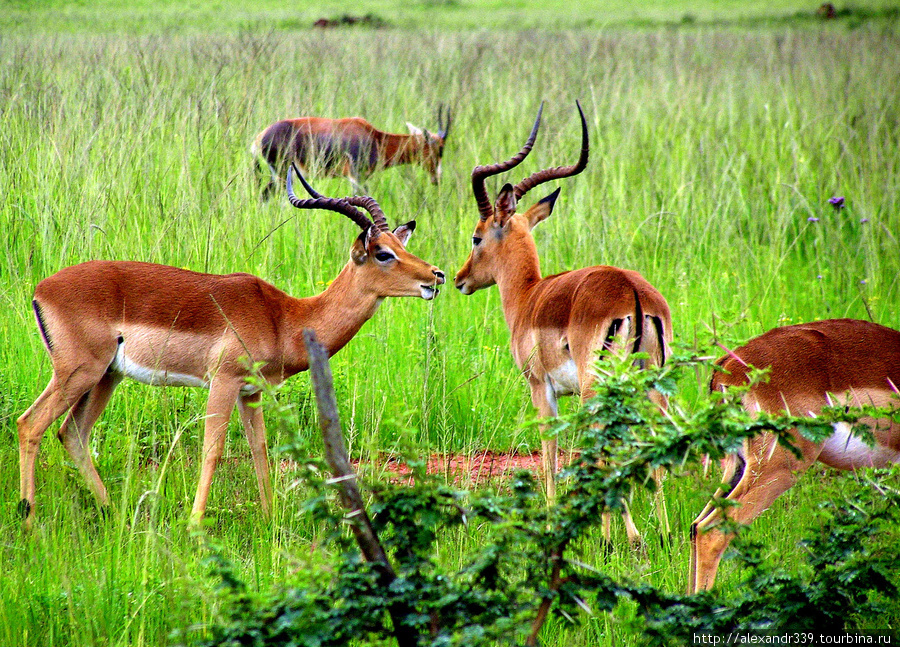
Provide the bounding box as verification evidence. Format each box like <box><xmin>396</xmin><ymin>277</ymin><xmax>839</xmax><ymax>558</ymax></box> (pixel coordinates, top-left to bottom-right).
<box><xmin>689</xmin><ymin>318</ymin><xmax>900</xmax><ymax>592</ymax></box>
<box><xmin>17</xmin><ymin>164</ymin><xmax>445</xmax><ymax>527</ymax></box>
<box><xmin>454</xmin><ymin>102</ymin><xmax>672</xmax><ymax>543</ymax></box>
<box><xmin>252</xmin><ymin>106</ymin><xmax>451</xmax><ymax>198</ymax></box>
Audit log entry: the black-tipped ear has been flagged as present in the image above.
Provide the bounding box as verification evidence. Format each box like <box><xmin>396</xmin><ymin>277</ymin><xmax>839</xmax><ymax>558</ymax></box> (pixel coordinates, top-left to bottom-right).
<box><xmin>539</xmin><ymin>187</ymin><xmax>561</xmax><ymax>208</ymax></box>
<box><xmin>526</xmin><ymin>187</ymin><xmax>561</xmax><ymax>229</ymax></box>
<box><xmin>393</xmin><ymin>220</ymin><xmax>416</xmax><ymax>246</ymax></box>
<box><xmin>494</xmin><ymin>183</ymin><xmax>517</xmax><ymax>225</ymax></box>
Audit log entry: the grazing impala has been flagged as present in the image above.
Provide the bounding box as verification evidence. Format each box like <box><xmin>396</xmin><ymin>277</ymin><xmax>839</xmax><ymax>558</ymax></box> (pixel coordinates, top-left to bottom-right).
<box><xmin>252</xmin><ymin>106</ymin><xmax>452</xmax><ymax>198</ymax></box>
<box><xmin>454</xmin><ymin>102</ymin><xmax>672</xmax><ymax>543</ymax></box>
<box><xmin>17</xmin><ymin>164</ymin><xmax>445</xmax><ymax>527</ymax></box>
<box><xmin>689</xmin><ymin>319</ymin><xmax>900</xmax><ymax>593</ymax></box>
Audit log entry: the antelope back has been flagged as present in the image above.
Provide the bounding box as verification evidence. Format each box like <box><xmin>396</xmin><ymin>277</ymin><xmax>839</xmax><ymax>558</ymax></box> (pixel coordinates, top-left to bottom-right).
<box><xmin>712</xmin><ymin>319</ymin><xmax>900</xmax><ymax>417</ymax></box>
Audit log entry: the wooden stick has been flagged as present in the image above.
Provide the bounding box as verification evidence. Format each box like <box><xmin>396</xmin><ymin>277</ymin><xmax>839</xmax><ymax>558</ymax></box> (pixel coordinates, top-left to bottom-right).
<box><xmin>302</xmin><ymin>329</ymin><xmax>418</xmax><ymax>646</ymax></box>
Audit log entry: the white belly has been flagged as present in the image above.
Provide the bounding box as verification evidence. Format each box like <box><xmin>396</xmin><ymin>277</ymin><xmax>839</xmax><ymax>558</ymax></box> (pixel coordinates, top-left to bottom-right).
<box><xmin>110</xmin><ymin>343</ymin><xmax>209</xmax><ymax>388</ymax></box>
<box><xmin>819</xmin><ymin>421</ymin><xmax>900</xmax><ymax>470</ymax></box>
<box><xmin>109</xmin><ymin>347</ymin><xmax>261</xmax><ymax>394</ymax></box>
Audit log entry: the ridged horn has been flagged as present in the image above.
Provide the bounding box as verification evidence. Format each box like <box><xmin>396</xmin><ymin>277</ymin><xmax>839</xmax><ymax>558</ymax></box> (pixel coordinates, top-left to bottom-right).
<box><xmin>287</xmin><ymin>163</ymin><xmax>373</xmax><ymax>232</ymax></box>
<box><xmin>471</xmin><ymin>102</ymin><xmax>543</xmax><ymax>221</ymax></box>
<box><xmin>513</xmin><ymin>100</ymin><xmax>589</xmax><ymax>201</ymax></box>
<box><xmin>345</xmin><ymin>196</ymin><xmax>390</xmax><ymax>233</ymax></box>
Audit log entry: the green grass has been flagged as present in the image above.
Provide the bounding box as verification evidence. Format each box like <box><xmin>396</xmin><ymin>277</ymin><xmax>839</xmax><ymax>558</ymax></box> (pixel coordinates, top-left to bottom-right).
<box><xmin>1</xmin><ymin>5</ymin><xmax>900</xmax><ymax>645</ymax></box>
<box><xmin>3</xmin><ymin>0</ymin><xmax>900</xmax><ymax>32</ymax></box>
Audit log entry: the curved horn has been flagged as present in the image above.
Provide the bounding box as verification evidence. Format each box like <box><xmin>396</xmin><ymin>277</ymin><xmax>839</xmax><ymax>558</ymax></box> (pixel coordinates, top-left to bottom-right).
<box><xmin>287</xmin><ymin>163</ymin><xmax>373</xmax><ymax>232</ymax></box>
<box><xmin>345</xmin><ymin>196</ymin><xmax>390</xmax><ymax>233</ymax></box>
<box><xmin>512</xmin><ymin>100</ymin><xmax>589</xmax><ymax>201</ymax></box>
<box><xmin>438</xmin><ymin>104</ymin><xmax>452</xmax><ymax>139</ymax></box>
<box><xmin>471</xmin><ymin>101</ymin><xmax>543</xmax><ymax>221</ymax></box>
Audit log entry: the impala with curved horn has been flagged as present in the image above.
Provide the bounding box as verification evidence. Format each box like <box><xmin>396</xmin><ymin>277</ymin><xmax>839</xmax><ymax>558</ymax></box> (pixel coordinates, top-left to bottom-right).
<box><xmin>252</xmin><ymin>106</ymin><xmax>452</xmax><ymax>198</ymax></box>
<box><xmin>689</xmin><ymin>318</ymin><xmax>900</xmax><ymax>592</ymax></box>
<box><xmin>17</xmin><ymin>164</ymin><xmax>445</xmax><ymax>527</ymax></box>
<box><xmin>454</xmin><ymin>102</ymin><xmax>673</xmax><ymax>544</ymax></box>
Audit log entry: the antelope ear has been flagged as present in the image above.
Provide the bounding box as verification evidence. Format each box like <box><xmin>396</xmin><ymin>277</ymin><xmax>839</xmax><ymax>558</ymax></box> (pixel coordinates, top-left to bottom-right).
<box><xmin>393</xmin><ymin>221</ymin><xmax>416</xmax><ymax>246</ymax></box>
<box><xmin>526</xmin><ymin>187</ymin><xmax>561</xmax><ymax>229</ymax></box>
<box><xmin>350</xmin><ymin>230</ymin><xmax>368</xmax><ymax>265</ymax></box>
<box><xmin>406</xmin><ymin>122</ymin><xmax>424</xmax><ymax>136</ymax></box>
<box><xmin>494</xmin><ymin>183</ymin><xmax>517</xmax><ymax>227</ymax></box>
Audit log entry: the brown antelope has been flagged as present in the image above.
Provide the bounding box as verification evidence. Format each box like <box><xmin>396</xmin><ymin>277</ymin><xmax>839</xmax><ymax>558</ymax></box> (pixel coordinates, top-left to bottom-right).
<box><xmin>252</xmin><ymin>106</ymin><xmax>451</xmax><ymax>198</ymax></box>
<box><xmin>453</xmin><ymin>102</ymin><xmax>673</xmax><ymax>543</ymax></box>
<box><xmin>17</xmin><ymin>164</ymin><xmax>445</xmax><ymax>527</ymax></box>
<box><xmin>689</xmin><ymin>318</ymin><xmax>900</xmax><ymax>593</ymax></box>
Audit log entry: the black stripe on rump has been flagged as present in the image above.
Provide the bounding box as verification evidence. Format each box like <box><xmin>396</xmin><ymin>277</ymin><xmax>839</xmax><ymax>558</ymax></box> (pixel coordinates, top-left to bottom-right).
<box><xmin>33</xmin><ymin>300</ymin><xmax>53</xmax><ymax>353</ymax></box>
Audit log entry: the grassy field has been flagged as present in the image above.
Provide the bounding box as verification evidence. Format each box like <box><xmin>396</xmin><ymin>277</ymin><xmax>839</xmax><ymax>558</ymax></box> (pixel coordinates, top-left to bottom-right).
<box><xmin>1</xmin><ymin>2</ymin><xmax>900</xmax><ymax>644</ymax></box>
<box><xmin>4</xmin><ymin>0</ymin><xmax>900</xmax><ymax>32</ymax></box>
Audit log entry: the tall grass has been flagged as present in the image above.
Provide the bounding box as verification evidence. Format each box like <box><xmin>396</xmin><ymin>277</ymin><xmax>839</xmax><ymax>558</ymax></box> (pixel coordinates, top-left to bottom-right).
<box><xmin>4</xmin><ymin>0</ymin><xmax>900</xmax><ymax>32</ymax></box>
<box><xmin>1</xmin><ymin>22</ymin><xmax>899</xmax><ymax>644</ymax></box>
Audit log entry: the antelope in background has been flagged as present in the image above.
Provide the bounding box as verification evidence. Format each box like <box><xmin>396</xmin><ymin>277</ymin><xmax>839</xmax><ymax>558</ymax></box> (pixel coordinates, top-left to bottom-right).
<box><xmin>454</xmin><ymin>102</ymin><xmax>672</xmax><ymax>544</ymax></box>
<box><xmin>252</xmin><ymin>106</ymin><xmax>452</xmax><ymax>198</ymax></box>
<box><xmin>689</xmin><ymin>318</ymin><xmax>900</xmax><ymax>592</ymax></box>
<box><xmin>17</xmin><ymin>164</ymin><xmax>445</xmax><ymax>527</ymax></box>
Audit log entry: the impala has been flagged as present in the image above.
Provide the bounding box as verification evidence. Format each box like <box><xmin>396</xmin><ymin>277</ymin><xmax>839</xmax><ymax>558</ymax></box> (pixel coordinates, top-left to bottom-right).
<box><xmin>454</xmin><ymin>102</ymin><xmax>673</xmax><ymax>543</ymax></box>
<box><xmin>689</xmin><ymin>318</ymin><xmax>900</xmax><ymax>593</ymax></box>
<box><xmin>252</xmin><ymin>106</ymin><xmax>451</xmax><ymax>198</ymax></box>
<box><xmin>17</xmin><ymin>165</ymin><xmax>445</xmax><ymax>527</ymax></box>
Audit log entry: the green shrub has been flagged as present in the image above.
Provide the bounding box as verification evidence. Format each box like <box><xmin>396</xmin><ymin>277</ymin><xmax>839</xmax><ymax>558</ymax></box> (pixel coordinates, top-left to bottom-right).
<box><xmin>195</xmin><ymin>347</ymin><xmax>900</xmax><ymax>645</ymax></box>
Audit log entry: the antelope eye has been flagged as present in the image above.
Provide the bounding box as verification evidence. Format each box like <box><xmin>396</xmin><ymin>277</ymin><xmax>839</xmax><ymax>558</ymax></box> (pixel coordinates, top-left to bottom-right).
<box><xmin>472</xmin><ymin>236</ymin><xmax>482</xmax><ymax>247</ymax></box>
<box><xmin>375</xmin><ymin>251</ymin><xmax>396</xmax><ymax>263</ymax></box>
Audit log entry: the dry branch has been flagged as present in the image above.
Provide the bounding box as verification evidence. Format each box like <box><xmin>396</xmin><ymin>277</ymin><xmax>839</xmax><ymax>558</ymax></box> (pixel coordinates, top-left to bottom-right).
<box><xmin>302</xmin><ymin>328</ymin><xmax>418</xmax><ymax>646</ymax></box>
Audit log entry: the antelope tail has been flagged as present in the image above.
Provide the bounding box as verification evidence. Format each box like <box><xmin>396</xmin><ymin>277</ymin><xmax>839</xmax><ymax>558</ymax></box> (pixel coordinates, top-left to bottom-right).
<box><xmin>631</xmin><ymin>288</ymin><xmax>644</xmax><ymax>356</ymax></box>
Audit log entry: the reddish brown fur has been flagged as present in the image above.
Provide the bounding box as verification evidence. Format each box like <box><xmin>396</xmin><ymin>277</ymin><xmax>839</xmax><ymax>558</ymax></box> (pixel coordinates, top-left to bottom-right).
<box><xmin>18</xmin><ymin>227</ymin><xmax>444</xmax><ymax>527</ymax></box>
<box><xmin>689</xmin><ymin>319</ymin><xmax>900</xmax><ymax>592</ymax></box>
<box><xmin>455</xmin><ymin>185</ymin><xmax>672</xmax><ymax>543</ymax></box>
<box><xmin>455</xmin><ymin>104</ymin><xmax>672</xmax><ymax>543</ymax></box>
<box><xmin>252</xmin><ymin>116</ymin><xmax>447</xmax><ymax>197</ymax></box>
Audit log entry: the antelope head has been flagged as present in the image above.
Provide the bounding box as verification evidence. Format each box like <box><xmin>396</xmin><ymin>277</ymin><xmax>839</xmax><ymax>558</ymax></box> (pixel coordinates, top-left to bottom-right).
<box><xmin>454</xmin><ymin>101</ymin><xmax>589</xmax><ymax>295</ymax></box>
<box><xmin>406</xmin><ymin>104</ymin><xmax>452</xmax><ymax>185</ymax></box>
<box><xmin>287</xmin><ymin>163</ymin><xmax>445</xmax><ymax>299</ymax></box>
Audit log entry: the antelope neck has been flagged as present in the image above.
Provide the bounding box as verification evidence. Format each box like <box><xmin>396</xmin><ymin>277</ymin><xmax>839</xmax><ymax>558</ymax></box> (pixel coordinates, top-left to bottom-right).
<box><xmin>494</xmin><ymin>235</ymin><xmax>542</xmax><ymax>333</ymax></box>
<box><xmin>288</xmin><ymin>262</ymin><xmax>383</xmax><ymax>359</ymax></box>
<box><xmin>382</xmin><ymin>133</ymin><xmax>420</xmax><ymax>166</ymax></box>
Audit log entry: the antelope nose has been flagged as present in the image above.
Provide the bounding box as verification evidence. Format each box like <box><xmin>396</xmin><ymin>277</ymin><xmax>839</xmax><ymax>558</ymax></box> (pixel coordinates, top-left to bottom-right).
<box><xmin>433</xmin><ymin>269</ymin><xmax>446</xmax><ymax>285</ymax></box>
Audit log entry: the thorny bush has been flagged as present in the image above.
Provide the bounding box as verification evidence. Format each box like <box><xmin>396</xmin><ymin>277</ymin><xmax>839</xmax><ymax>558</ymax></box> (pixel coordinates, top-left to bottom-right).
<box><xmin>190</xmin><ymin>348</ymin><xmax>900</xmax><ymax>646</ymax></box>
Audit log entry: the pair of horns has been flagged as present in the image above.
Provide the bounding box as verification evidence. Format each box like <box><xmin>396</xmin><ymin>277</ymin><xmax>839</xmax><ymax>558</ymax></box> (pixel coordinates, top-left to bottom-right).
<box><xmin>472</xmin><ymin>100</ymin><xmax>589</xmax><ymax>221</ymax></box>
<box><xmin>437</xmin><ymin>104</ymin><xmax>452</xmax><ymax>140</ymax></box>
<box><xmin>286</xmin><ymin>162</ymin><xmax>390</xmax><ymax>234</ymax></box>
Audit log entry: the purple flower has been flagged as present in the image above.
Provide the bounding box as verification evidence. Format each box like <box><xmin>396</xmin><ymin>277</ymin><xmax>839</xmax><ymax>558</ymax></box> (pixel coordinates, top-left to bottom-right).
<box><xmin>828</xmin><ymin>196</ymin><xmax>845</xmax><ymax>210</ymax></box>
<box><xmin>860</xmin><ymin>218</ymin><xmax>869</xmax><ymax>224</ymax></box>
<box><xmin>807</xmin><ymin>216</ymin><xmax>820</xmax><ymax>222</ymax></box>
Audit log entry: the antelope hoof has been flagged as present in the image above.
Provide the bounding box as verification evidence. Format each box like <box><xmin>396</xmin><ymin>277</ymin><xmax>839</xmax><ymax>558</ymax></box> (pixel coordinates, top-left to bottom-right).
<box><xmin>17</xmin><ymin>498</ymin><xmax>31</xmax><ymax>519</ymax></box>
